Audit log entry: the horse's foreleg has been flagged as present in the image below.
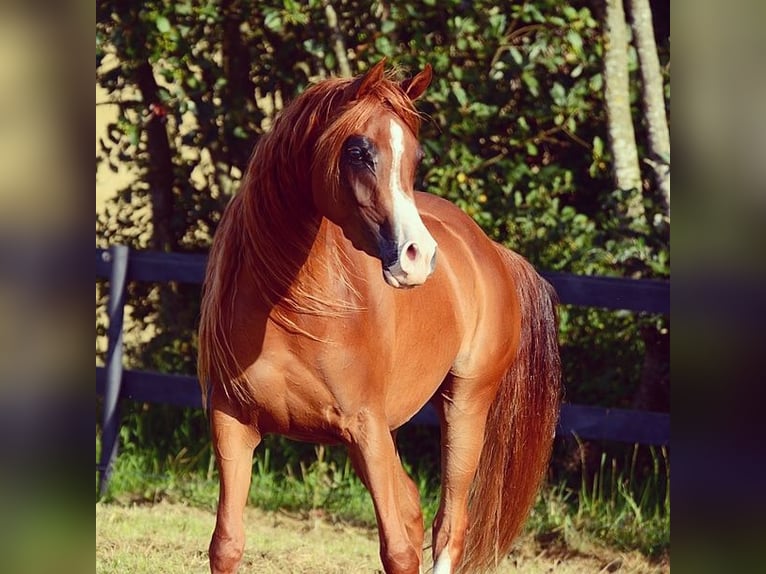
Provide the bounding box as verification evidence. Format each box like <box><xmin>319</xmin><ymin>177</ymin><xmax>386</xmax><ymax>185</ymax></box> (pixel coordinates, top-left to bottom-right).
<box><xmin>208</xmin><ymin>394</ymin><xmax>260</xmax><ymax>574</ymax></box>
<box><xmin>431</xmin><ymin>392</ymin><xmax>491</xmax><ymax>574</ymax></box>
<box><xmin>391</xmin><ymin>432</ymin><xmax>425</xmax><ymax>566</ymax></box>
<box><xmin>348</xmin><ymin>415</ymin><xmax>422</xmax><ymax>574</ymax></box>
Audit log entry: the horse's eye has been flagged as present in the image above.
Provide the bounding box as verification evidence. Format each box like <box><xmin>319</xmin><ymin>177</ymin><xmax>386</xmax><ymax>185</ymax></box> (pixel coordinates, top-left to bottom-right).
<box><xmin>344</xmin><ymin>136</ymin><xmax>375</xmax><ymax>168</ymax></box>
<box><xmin>348</xmin><ymin>147</ymin><xmax>364</xmax><ymax>162</ymax></box>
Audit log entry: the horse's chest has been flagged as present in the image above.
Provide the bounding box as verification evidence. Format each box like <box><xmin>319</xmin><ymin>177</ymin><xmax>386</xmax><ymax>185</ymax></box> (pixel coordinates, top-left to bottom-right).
<box><xmin>252</xmin><ymin>319</ymin><xmax>449</xmax><ymax>436</ymax></box>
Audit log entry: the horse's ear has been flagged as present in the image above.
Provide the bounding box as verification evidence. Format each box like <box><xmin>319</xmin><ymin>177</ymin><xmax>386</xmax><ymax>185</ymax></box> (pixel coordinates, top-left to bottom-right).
<box><xmin>352</xmin><ymin>58</ymin><xmax>387</xmax><ymax>99</ymax></box>
<box><xmin>400</xmin><ymin>64</ymin><xmax>433</xmax><ymax>101</ymax></box>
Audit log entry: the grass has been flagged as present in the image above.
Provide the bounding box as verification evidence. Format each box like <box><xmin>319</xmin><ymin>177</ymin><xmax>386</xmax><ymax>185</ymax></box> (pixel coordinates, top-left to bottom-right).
<box><xmin>529</xmin><ymin>441</ymin><xmax>670</xmax><ymax>559</ymax></box>
<box><xmin>97</xmin><ymin>502</ymin><xmax>667</xmax><ymax>574</ymax></box>
<box><xmin>97</xmin><ymin>501</ymin><xmax>385</xmax><ymax>573</ymax></box>
<box><xmin>103</xmin><ymin>444</ymin><xmax>442</xmax><ymax>532</ymax></box>
<box><xmin>98</xmin><ymin>437</ymin><xmax>669</xmax><ymax>565</ymax></box>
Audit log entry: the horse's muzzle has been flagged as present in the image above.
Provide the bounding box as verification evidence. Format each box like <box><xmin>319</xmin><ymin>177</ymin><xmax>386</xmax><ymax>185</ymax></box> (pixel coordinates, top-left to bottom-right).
<box><xmin>382</xmin><ymin>241</ymin><xmax>437</xmax><ymax>288</ymax></box>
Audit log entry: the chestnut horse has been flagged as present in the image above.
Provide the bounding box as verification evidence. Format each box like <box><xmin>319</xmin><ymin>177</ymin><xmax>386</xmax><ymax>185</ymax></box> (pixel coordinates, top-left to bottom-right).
<box><xmin>198</xmin><ymin>61</ymin><xmax>561</xmax><ymax>574</ymax></box>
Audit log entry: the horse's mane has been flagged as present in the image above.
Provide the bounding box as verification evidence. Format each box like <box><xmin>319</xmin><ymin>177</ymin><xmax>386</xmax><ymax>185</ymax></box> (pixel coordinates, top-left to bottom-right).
<box><xmin>198</xmin><ymin>69</ymin><xmax>423</xmax><ymax>407</ymax></box>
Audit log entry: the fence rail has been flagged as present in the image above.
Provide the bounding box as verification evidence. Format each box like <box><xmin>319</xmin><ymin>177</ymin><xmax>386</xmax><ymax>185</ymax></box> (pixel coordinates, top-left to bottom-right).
<box><xmin>96</xmin><ymin>246</ymin><xmax>670</xmax><ymax>494</ymax></box>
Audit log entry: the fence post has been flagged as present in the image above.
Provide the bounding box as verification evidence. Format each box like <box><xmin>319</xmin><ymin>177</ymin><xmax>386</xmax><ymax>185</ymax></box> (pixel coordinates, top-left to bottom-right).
<box><xmin>97</xmin><ymin>245</ymin><xmax>129</xmax><ymax>497</ymax></box>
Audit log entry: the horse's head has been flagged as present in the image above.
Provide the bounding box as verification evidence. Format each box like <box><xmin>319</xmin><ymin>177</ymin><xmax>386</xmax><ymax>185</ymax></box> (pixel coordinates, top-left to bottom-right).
<box><xmin>312</xmin><ymin>61</ymin><xmax>437</xmax><ymax>289</ymax></box>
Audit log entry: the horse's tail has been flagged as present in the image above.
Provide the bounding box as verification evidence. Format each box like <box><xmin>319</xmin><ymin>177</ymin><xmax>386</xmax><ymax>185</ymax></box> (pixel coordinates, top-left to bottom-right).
<box><xmin>460</xmin><ymin>247</ymin><xmax>562</xmax><ymax>573</ymax></box>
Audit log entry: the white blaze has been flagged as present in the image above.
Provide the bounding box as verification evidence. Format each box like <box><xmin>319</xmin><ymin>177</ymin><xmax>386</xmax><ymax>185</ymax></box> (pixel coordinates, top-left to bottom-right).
<box><xmin>388</xmin><ymin>119</ymin><xmax>422</xmax><ymax>242</ymax></box>
<box><xmin>383</xmin><ymin>118</ymin><xmax>437</xmax><ymax>287</ymax></box>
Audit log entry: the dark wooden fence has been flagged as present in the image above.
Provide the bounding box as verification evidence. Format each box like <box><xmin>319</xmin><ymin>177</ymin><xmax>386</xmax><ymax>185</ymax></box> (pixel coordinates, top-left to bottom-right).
<box><xmin>96</xmin><ymin>246</ymin><xmax>670</xmax><ymax>495</ymax></box>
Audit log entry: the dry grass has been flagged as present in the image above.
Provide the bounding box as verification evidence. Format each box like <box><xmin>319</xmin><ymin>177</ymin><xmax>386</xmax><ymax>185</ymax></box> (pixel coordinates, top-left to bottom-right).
<box><xmin>96</xmin><ymin>502</ymin><xmax>668</xmax><ymax>573</ymax></box>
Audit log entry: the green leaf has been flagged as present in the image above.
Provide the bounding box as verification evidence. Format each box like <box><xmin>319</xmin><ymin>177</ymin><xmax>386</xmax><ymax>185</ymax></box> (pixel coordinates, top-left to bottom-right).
<box><xmin>199</xmin><ymin>3</ymin><xmax>218</xmax><ymax>19</ymax></box>
<box><xmin>592</xmin><ymin>136</ymin><xmax>604</xmax><ymax>158</ymax></box>
<box><xmin>567</xmin><ymin>29</ymin><xmax>583</xmax><ymax>55</ymax></box>
<box><xmin>562</xmin><ymin>6</ymin><xmax>578</xmax><ymax>20</ymax></box>
<box><xmin>521</xmin><ymin>70</ymin><xmax>539</xmax><ymax>97</ymax></box>
<box><xmin>589</xmin><ymin>73</ymin><xmax>603</xmax><ymax>92</ymax></box>
<box><xmin>509</xmin><ymin>47</ymin><xmax>523</xmax><ymax>66</ymax></box>
<box><xmin>550</xmin><ymin>82</ymin><xmax>566</xmax><ymax>105</ymax></box>
<box><xmin>451</xmin><ymin>82</ymin><xmax>468</xmax><ymax>107</ymax></box>
<box><xmin>374</xmin><ymin>35</ymin><xmax>392</xmax><ymax>56</ymax></box>
<box><xmin>489</xmin><ymin>12</ymin><xmax>506</xmax><ymax>34</ymax></box>
<box><xmin>126</xmin><ymin>124</ymin><xmax>139</xmax><ymax>147</ymax></box>
<box><xmin>324</xmin><ymin>52</ymin><xmax>336</xmax><ymax>70</ymax></box>
<box><xmin>156</xmin><ymin>16</ymin><xmax>171</xmax><ymax>34</ymax></box>
<box><xmin>264</xmin><ymin>11</ymin><xmax>282</xmax><ymax>32</ymax></box>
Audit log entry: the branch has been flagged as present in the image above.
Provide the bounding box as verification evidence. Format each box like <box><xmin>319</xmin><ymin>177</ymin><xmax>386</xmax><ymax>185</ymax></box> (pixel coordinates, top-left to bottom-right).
<box><xmin>96</xmin><ymin>100</ymin><xmax>142</xmax><ymax>107</ymax></box>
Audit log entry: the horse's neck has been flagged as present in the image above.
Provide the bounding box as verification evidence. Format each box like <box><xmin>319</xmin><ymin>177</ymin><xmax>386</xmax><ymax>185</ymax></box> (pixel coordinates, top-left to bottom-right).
<box><xmin>282</xmin><ymin>215</ymin><xmax>361</xmax><ymax>314</ymax></box>
<box><xmin>297</xmin><ymin>218</ymin><xmax>349</xmax><ymax>286</ymax></box>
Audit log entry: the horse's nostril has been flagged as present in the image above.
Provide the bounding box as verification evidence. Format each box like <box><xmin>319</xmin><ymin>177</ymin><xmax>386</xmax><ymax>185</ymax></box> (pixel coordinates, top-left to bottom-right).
<box><xmin>405</xmin><ymin>242</ymin><xmax>419</xmax><ymax>261</ymax></box>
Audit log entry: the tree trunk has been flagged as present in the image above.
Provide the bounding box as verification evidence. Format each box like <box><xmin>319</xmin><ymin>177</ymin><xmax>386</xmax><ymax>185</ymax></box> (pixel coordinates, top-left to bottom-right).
<box><xmin>133</xmin><ymin>60</ymin><xmax>177</xmax><ymax>253</ymax></box>
<box><xmin>628</xmin><ymin>0</ymin><xmax>670</xmax><ymax>213</ymax></box>
<box><xmin>603</xmin><ymin>2</ymin><xmax>669</xmax><ymax>418</ymax></box>
<box><xmin>222</xmin><ymin>0</ymin><xmax>259</xmax><ymax>172</ymax></box>
<box><xmin>323</xmin><ymin>1</ymin><xmax>352</xmax><ymax>77</ymax></box>
<box><xmin>624</xmin><ymin>0</ymin><xmax>670</xmax><ymax>417</ymax></box>
<box><xmin>113</xmin><ymin>1</ymin><xmax>177</xmax><ymax>252</ymax></box>
<box><xmin>603</xmin><ymin>0</ymin><xmax>644</xmax><ymax>223</ymax></box>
